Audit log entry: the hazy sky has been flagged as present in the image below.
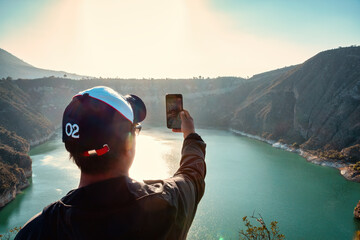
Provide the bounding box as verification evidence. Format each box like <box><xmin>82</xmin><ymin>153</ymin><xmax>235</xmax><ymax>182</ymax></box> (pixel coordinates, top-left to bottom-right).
<box><xmin>0</xmin><ymin>0</ymin><xmax>359</xmax><ymax>78</ymax></box>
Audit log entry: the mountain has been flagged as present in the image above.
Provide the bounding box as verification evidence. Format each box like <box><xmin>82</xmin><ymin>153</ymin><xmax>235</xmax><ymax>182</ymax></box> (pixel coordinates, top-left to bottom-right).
<box><xmin>230</xmin><ymin>47</ymin><xmax>360</xmax><ymax>154</ymax></box>
<box><xmin>11</xmin><ymin>47</ymin><xmax>360</xmax><ymax>157</ymax></box>
<box><xmin>0</xmin><ymin>48</ymin><xmax>88</xmax><ymax>80</ymax></box>
<box><xmin>1</xmin><ymin>46</ymin><xmax>359</xmax><ymax>207</ymax></box>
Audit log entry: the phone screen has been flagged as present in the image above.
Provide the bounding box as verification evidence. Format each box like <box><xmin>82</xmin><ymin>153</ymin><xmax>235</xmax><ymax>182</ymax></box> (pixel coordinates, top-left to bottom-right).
<box><xmin>166</xmin><ymin>94</ymin><xmax>183</xmax><ymax>129</ymax></box>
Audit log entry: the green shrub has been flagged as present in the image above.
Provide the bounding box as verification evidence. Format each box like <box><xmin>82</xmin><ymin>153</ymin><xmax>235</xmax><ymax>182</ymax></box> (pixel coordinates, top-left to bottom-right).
<box><xmin>319</xmin><ymin>150</ymin><xmax>345</xmax><ymax>160</ymax></box>
<box><xmin>292</xmin><ymin>142</ymin><xmax>299</xmax><ymax>149</ymax></box>
<box><xmin>352</xmin><ymin>162</ymin><xmax>360</xmax><ymax>172</ymax></box>
<box><xmin>239</xmin><ymin>213</ymin><xmax>285</xmax><ymax>240</ymax></box>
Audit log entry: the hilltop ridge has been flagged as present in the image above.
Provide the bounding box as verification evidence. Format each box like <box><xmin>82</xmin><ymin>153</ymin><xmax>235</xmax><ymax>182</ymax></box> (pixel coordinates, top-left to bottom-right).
<box><xmin>230</xmin><ymin>46</ymin><xmax>360</xmax><ymax>151</ymax></box>
<box><xmin>0</xmin><ymin>48</ymin><xmax>88</xmax><ymax>80</ymax></box>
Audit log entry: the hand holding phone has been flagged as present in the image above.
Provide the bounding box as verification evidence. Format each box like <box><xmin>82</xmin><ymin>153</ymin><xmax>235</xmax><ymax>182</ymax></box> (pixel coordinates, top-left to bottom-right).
<box><xmin>176</xmin><ymin>110</ymin><xmax>195</xmax><ymax>138</ymax></box>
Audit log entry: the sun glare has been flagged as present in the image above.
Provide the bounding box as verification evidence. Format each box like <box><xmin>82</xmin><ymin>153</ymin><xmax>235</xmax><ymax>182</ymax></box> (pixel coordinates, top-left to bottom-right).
<box><xmin>1</xmin><ymin>0</ymin><xmax>316</xmax><ymax>78</ymax></box>
<box><xmin>130</xmin><ymin>133</ymin><xmax>173</xmax><ymax>180</ymax></box>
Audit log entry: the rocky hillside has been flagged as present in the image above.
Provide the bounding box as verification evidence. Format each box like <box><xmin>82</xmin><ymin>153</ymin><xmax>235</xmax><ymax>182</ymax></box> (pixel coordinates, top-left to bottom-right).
<box><xmin>0</xmin><ymin>79</ymin><xmax>54</xmax><ymax>142</ymax></box>
<box><xmin>14</xmin><ymin>76</ymin><xmax>245</xmax><ymax>127</ymax></box>
<box><xmin>229</xmin><ymin>47</ymin><xmax>360</xmax><ymax>160</ymax></box>
<box><xmin>0</xmin><ymin>79</ymin><xmax>54</xmax><ymax>207</ymax></box>
<box><xmin>0</xmin><ymin>127</ymin><xmax>31</xmax><ymax>207</ymax></box>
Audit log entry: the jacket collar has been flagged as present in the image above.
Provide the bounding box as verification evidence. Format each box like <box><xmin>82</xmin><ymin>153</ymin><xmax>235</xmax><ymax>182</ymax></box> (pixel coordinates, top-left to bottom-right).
<box><xmin>61</xmin><ymin>176</ymin><xmax>139</xmax><ymax>209</ymax></box>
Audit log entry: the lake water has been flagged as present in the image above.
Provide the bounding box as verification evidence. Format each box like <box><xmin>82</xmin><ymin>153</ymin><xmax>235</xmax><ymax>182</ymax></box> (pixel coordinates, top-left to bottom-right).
<box><xmin>1</xmin><ymin>128</ymin><xmax>360</xmax><ymax>239</ymax></box>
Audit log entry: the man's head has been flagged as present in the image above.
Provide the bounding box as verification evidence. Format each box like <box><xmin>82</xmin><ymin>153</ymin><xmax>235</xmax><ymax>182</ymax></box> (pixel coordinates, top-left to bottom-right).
<box><xmin>62</xmin><ymin>86</ymin><xmax>146</xmax><ymax>175</ymax></box>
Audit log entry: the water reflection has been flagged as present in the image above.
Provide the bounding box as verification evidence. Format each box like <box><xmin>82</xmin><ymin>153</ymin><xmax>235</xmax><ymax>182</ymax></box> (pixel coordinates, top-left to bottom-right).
<box><xmin>130</xmin><ymin>133</ymin><xmax>173</xmax><ymax>180</ymax></box>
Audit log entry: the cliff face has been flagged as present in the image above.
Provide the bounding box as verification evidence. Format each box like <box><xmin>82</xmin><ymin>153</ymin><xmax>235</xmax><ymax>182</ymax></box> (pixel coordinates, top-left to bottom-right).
<box><xmin>0</xmin><ymin>128</ymin><xmax>31</xmax><ymax>207</ymax></box>
<box><xmin>229</xmin><ymin>47</ymin><xmax>360</xmax><ymax>159</ymax></box>
<box><xmin>0</xmin><ymin>80</ymin><xmax>54</xmax><ymax>207</ymax></box>
<box><xmin>288</xmin><ymin>47</ymin><xmax>360</xmax><ymax>151</ymax></box>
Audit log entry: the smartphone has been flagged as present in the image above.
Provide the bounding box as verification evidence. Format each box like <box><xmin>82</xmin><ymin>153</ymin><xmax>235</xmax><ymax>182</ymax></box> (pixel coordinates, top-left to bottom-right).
<box><xmin>166</xmin><ymin>94</ymin><xmax>183</xmax><ymax>129</ymax></box>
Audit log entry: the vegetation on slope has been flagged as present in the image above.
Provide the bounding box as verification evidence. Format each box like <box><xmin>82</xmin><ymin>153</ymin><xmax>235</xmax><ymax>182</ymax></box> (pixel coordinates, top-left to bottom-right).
<box><xmin>230</xmin><ymin>46</ymin><xmax>360</xmax><ymax>161</ymax></box>
<box><xmin>0</xmin><ymin>127</ymin><xmax>31</xmax><ymax>203</ymax></box>
<box><xmin>0</xmin><ymin>80</ymin><xmax>54</xmax><ymax>206</ymax></box>
<box><xmin>0</xmin><ymin>79</ymin><xmax>54</xmax><ymax>142</ymax></box>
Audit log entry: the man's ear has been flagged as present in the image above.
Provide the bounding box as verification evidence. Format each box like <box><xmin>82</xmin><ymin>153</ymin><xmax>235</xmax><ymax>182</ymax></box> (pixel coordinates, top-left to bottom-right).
<box><xmin>122</xmin><ymin>133</ymin><xmax>136</xmax><ymax>167</ymax></box>
<box><xmin>124</xmin><ymin>133</ymin><xmax>135</xmax><ymax>152</ymax></box>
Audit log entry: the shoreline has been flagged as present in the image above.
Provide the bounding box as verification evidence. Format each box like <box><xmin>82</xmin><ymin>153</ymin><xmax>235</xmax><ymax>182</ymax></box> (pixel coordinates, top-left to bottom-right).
<box><xmin>29</xmin><ymin>130</ymin><xmax>56</xmax><ymax>148</ymax></box>
<box><xmin>0</xmin><ymin>181</ymin><xmax>29</xmax><ymax>208</ymax></box>
<box><xmin>0</xmin><ymin>130</ymin><xmax>56</xmax><ymax>208</ymax></box>
<box><xmin>229</xmin><ymin>128</ymin><xmax>360</xmax><ymax>183</ymax></box>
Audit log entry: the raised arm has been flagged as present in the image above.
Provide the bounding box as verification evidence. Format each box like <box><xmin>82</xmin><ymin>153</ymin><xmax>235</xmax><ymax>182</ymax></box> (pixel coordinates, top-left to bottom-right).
<box><xmin>173</xmin><ymin>110</ymin><xmax>206</xmax><ymax>203</ymax></box>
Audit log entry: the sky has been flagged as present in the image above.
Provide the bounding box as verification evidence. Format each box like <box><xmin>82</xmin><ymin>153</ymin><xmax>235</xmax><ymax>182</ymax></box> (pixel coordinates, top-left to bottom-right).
<box><xmin>0</xmin><ymin>0</ymin><xmax>359</xmax><ymax>79</ymax></box>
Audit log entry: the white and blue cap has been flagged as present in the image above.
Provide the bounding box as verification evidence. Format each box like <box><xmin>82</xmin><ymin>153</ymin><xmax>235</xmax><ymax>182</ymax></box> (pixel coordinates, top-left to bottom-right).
<box><xmin>62</xmin><ymin>86</ymin><xmax>146</xmax><ymax>156</ymax></box>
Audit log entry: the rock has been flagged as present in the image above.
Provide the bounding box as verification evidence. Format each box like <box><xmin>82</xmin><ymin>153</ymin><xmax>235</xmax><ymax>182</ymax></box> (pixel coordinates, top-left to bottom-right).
<box><xmin>340</xmin><ymin>166</ymin><xmax>360</xmax><ymax>182</ymax></box>
<box><xmin>0</xmin><ymin>160</ymin><xmax>30</xmax><ymax>207</ymax></box>
<box><xmin>342</xmin><ymin>144</ymin><xmax>360</xmax><ymax>162</ymax></box>
<box><xmin>354</xmin><ymin>201</ymin><xmax>360</xmax><ymax>219</ymax></box>
<box><xmin>0</xmin><ymin>187</ymin><xmax>16</xmax><ymax>208</ymax></box>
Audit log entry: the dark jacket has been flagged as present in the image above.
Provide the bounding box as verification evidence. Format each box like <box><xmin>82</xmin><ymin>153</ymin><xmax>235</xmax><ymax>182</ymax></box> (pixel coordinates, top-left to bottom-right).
<box><xmin>15</xmin><ymin>133</ymin><xmax>206</xmax><ymax>240</ymax></box>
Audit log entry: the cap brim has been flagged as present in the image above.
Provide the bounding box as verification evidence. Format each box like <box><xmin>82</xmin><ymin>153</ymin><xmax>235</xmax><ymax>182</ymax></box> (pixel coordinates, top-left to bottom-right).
<box><xmin>124</xmin><ymin>94</ymin><xmax>146</xmax><ymax>123</ymax></box>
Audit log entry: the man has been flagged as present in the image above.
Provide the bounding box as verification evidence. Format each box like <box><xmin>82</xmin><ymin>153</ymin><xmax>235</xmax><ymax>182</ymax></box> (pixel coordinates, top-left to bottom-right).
<box><xmin>15</xmin><ymin>86</ymin><xmax>206</xmax><ymax>240</ymax></box>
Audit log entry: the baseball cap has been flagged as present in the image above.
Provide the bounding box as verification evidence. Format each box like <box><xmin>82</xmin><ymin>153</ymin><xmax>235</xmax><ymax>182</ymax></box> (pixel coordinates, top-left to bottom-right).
<box><xmin>62</xmin><ymin>86</ymin><xmax>146</xmax><ymax>157</ymax></box>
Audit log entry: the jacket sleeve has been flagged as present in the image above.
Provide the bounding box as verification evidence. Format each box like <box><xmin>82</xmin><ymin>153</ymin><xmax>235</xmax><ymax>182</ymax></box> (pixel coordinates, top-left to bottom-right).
<box><xmin>160</xmin><ymin>133</ymin><xmax>206</xmax><ymax>238</ymax></box>
<box><xmin>174</xmin><ymin>133</ymin><xmax>206</xmax><ymax>204</ymax></box>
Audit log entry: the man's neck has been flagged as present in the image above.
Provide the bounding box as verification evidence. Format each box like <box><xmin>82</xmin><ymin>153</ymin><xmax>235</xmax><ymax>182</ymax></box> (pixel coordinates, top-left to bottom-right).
<box><xmin>78</xmin><ymin>170</ymin><xmax>129</xmax><ymax>188</ymax></box>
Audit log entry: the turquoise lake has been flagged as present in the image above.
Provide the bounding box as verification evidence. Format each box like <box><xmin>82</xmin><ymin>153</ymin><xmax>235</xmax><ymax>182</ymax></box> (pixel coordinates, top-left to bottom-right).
<box><xmin>1</xmin><ymin>128</ymin><xmax>360</xmax><ymax>239</ymax></box>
